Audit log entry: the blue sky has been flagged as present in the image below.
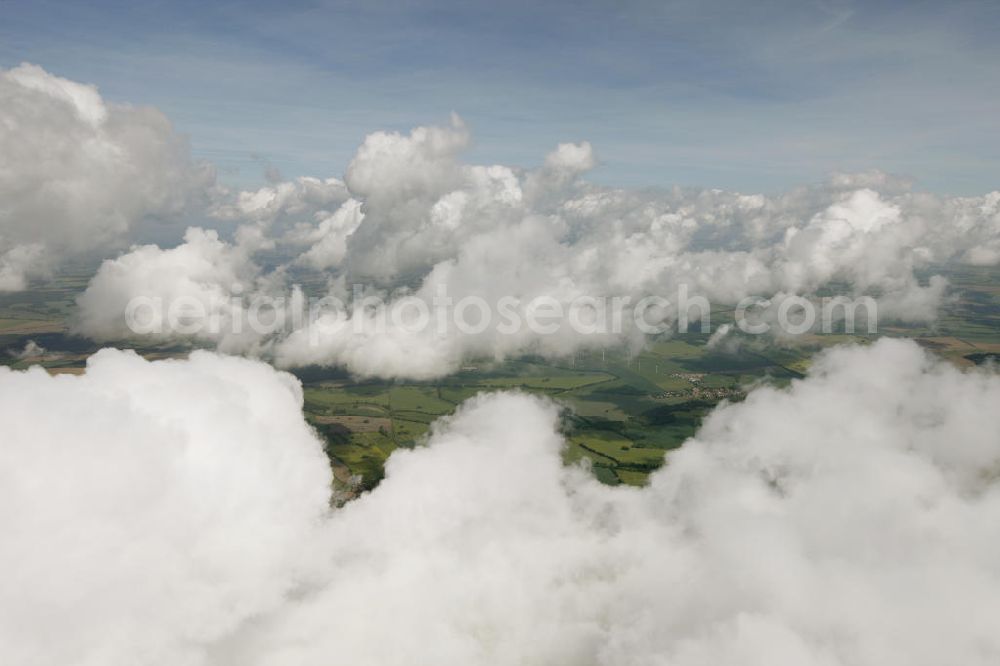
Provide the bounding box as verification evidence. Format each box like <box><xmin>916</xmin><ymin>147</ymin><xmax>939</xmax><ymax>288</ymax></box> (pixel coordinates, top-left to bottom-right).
<box><xmin>2</xmin><ymin>0</ymin><xmax>998</xmax><ymax>194</ymax></box>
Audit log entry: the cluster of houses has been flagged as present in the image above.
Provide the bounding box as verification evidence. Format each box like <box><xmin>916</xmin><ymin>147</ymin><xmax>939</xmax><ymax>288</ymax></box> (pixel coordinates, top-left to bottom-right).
<box><xmin>654</xmin><ymin>373</ymin><xmax>745</xmax><ymax>401</ymax></box>
<box><xmin>655</xmin><ymin>385</ymin><xmax>745</xmax><ymax>400</ymax></box>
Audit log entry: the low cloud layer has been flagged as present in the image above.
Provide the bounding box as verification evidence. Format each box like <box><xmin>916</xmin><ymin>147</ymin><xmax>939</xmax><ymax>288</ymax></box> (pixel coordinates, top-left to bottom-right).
<box><xmin>0</xmin><ymin>64</ymin><xmax>214</xmax><ymax>290</ymax></box>
<box><xmin>0</xmin><ymin>349</ymin><xmax>332</xmax><ymax>665</ymax></box>
<box><xmin>4</xmin><ymin>339</ymin><xmax>1000</xmax><ymax>665</ymax></box>
<box><xmin>74</xmin><ymin>117</ymin><xmax>1000</xmax><ymax>378</ymax></box>
<box><xmin>74</xmin><ymin>227</ymin><xmax>269</xmax><ymax>352</ymax></box>
<box><xmin>235</xmin><ymin>338</ymin><xmax>1000</xmax><ymax>666</ymax></box>
<box><xmin>5</xmin><ymin>66</ymin><xmax>996</xmax><ymax>378</ymax></box>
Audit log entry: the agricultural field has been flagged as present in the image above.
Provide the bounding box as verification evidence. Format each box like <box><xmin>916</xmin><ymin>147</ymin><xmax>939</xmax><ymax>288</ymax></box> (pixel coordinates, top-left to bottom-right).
<box><xmin>294</xmin><ymin>341</ymin><xmax>822</xmax><ymax>491</ymax></box>
<box><xmin>2</xmin><ymin>264</ymin><xmax>999</xmax><ymax>491</ymax></box>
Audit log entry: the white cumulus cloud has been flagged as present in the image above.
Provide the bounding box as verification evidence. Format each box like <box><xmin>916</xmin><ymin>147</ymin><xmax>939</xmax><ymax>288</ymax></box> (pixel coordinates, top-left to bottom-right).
<box><xmin>0</xmin><ymin>349</ymin><xmax>332</xmax><ymax>666</ymax></box>
<box><xmin>220</xmin><ymin>339</ymin><xmax>1000</xmax><ymax>666</ymax></box>
<box><xmin>5</xmin><ymin>339</ymin><xmax>1000</xmax><ymax>665</ymax></box>
<box><xmin>0</xmin><ymin>63</ymin><xmax>215</xmax><ymax>290</ymax></box>
<box><xmin>74</xmin><ymin>118</ymin><xmax>1000</xmax><ymax>379</ymax></box>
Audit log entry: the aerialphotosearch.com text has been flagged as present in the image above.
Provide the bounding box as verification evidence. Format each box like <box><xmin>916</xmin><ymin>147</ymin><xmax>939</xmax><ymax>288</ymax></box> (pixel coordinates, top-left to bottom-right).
<box><xmin>124</xmin><ymin>283</ymin><xmax>879</xmax><ymax>341</ymax></box>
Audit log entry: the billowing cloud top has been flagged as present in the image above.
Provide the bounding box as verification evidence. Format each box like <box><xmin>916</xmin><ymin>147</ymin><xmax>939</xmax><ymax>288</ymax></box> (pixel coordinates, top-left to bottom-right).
<box><xmin>0</xmin><ymin>349</ymin><xmax>332</xmax><ymax>665</ymax></box>
<box><xmin>4</xmin><ymin>65</ymin><xmax>998</xmax><ymax>378</ymax></box>
<box><xmin>0</xmin><ymin>63</ymin><xmax>214</xmax><ymax>290</ymax></box>
<box><xmin>71</xmin><ymin>114</ymin><xmax>1000</xmax><ymax>378</ymax></box>
<box><xmin>3</xmin><ymin>339</ymin><xmax>1000</xmax><ymax>664</ymax></box>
